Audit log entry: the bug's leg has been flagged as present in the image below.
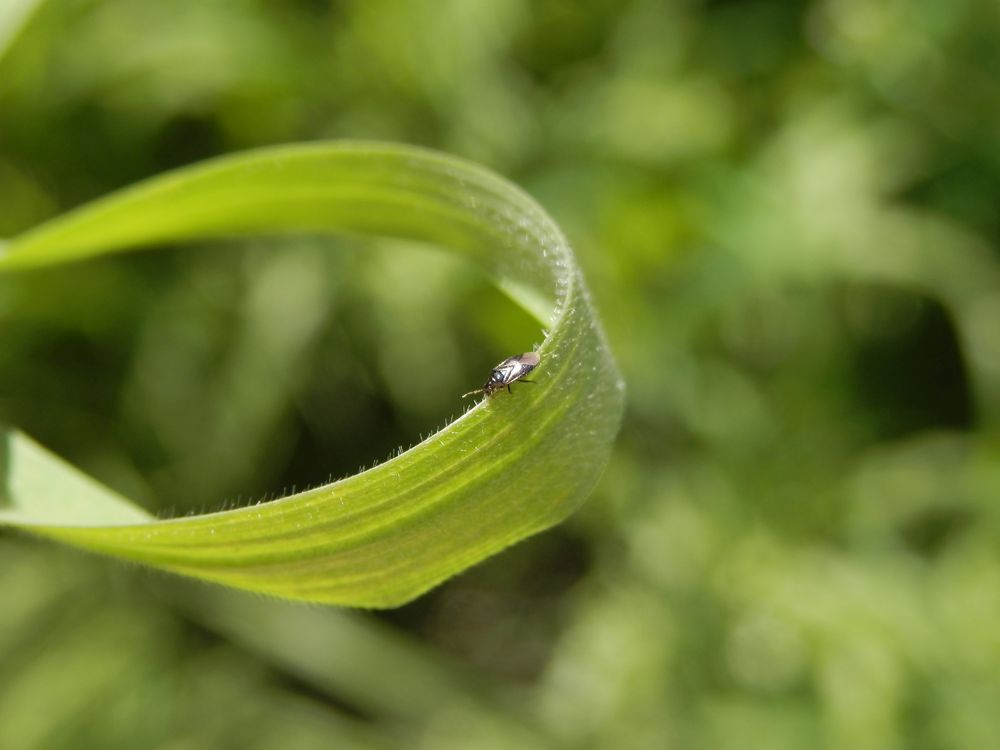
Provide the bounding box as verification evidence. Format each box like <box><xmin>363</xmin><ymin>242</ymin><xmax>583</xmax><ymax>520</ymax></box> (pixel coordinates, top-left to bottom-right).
<box><xmin>519</xmin><ymin>380</ymin><xmax>536</xmax><ymax>384</ymax></box>
<box><xmin>508</xmin><ymin>385</ymin><xmax>512</xmax><ymax>393</ymax></box>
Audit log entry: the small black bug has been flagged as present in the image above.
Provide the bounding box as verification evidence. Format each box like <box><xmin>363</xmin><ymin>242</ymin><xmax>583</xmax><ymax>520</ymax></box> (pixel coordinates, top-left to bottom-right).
<box><xmin>463</xmin><ymin>351</ymin><xmax>540</xmax><ymax>398</ymax></box>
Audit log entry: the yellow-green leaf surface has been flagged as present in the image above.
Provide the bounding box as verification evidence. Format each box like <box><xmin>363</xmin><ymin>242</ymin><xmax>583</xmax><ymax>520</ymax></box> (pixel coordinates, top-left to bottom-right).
<box><xmin>0</xmin><ymin>142</ymin><xmax>624</xmax><ymax>607</ymax></box>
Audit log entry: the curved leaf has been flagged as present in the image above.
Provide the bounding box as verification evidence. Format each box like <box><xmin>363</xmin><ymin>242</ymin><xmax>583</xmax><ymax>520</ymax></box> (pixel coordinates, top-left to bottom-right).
<box><xmin>0</xmin><ymin>142</ymin><xmax>624</xmax><ymax>607</ymax></box>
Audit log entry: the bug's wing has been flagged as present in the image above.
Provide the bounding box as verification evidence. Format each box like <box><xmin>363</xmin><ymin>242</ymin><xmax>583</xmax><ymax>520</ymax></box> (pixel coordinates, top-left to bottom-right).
<box><xmin>496</xmin><ymin>361</ymin><xmax>521</xmax><ymax>385</ymax></box>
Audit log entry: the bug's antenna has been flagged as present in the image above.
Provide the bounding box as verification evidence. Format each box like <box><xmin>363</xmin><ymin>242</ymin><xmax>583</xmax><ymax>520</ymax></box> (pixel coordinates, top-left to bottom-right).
<box><xmin>462</xmin><ymin>388</ymin><xmax>484</xmax><ymax>399</ymax></box>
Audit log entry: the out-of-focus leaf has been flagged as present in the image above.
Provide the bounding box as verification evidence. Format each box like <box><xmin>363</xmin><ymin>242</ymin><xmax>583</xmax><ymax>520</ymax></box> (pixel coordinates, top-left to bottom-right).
<box><xmin>0</xmin><ymin>0</ymin><xmax>43</xmax><ymax>62</ymax></box>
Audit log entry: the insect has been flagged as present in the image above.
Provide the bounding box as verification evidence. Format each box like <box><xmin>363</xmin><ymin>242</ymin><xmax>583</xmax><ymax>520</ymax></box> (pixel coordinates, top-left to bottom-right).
<box><xmin>463</xmin><ymin>351</ymin><xmax>541</xmax><ymax>398</ymax></box>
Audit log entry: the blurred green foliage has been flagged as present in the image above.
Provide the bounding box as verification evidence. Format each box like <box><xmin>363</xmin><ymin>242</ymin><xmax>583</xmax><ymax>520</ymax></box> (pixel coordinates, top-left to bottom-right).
<box><xmin>2</xmin><ymin>0</ymin><xmax>1000</xmax><ymax>748</ymax></box>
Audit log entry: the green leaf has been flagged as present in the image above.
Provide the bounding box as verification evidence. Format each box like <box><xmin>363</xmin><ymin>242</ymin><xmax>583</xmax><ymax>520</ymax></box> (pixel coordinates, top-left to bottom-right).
<box><xmin>0</xmin><ymin>142</ymin><xmax>624</xmax><ymax>607</ymax></box>
<box><xmin>0</xmin><ymin>0</ymin><xmax>43</xmax><ymax>63</ymax></box>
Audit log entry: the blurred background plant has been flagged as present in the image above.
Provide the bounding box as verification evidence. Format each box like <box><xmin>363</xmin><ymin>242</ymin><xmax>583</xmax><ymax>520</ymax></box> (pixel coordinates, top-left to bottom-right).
<box><xmin>2</xmin><ymin>0</ymin><xmax>1000</xmax><ymax>748</ymax></box>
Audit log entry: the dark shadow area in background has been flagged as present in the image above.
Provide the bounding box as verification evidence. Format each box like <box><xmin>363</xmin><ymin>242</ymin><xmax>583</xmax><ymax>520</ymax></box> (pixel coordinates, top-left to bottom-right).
<box><xmin>852</xmin><ymin>291</ymin><xmax>973</xmax><ymax>439</ymax></box>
